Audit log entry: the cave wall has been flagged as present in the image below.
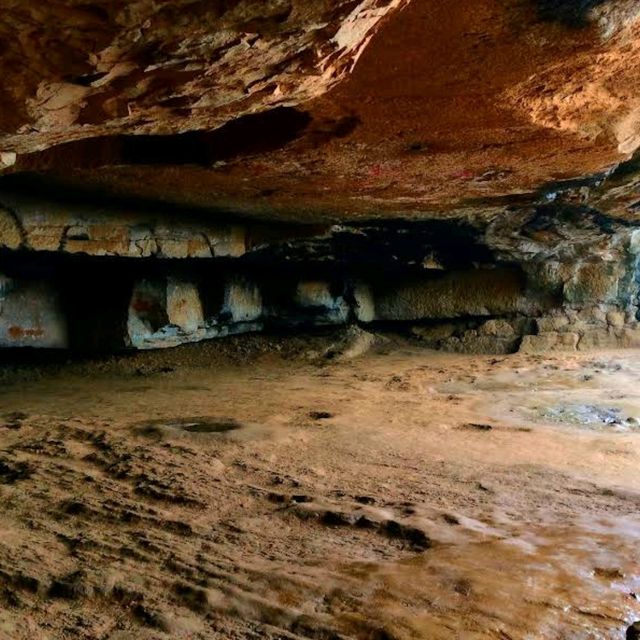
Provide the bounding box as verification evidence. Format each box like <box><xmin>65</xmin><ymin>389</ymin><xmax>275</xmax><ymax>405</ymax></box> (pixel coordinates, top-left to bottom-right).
<box><xmin>2</xmin><ymin>2</ymin><xmax>640</xmax><ymax>357</ymax></box>
<box><xmin>2</xmin><ymin>192</ymin><xmax>640</xmax><ymax>354</ymax></box>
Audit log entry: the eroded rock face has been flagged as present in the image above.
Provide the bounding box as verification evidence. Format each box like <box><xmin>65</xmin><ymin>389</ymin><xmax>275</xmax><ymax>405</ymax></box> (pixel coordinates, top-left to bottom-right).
<box><xmin>0</xmin><ymin>275</ymin><xmax>67</xmax><ymax>348</ymax></box>
<box><xmin>0</xmin><ymin>0</ymin><xmax>406</xmax><ymax>154</ymax></box>
<box><xmin>1</xmin><ymin>196</ymin><xmax>638</xmax><ymax>352</ymax></box>
<box><xmin>2</xmin><ymin>0</ymin><xmax>640</xmax><ymax>219</ymax></box>
<box><xmin>3</xmin><ymin>1</ymin><xmax>640</xmax><ymax>352</ymax></box>
<box><xmin>0</xmin><ymin>190</ymin><xmax>246</xmax><ymax>258</ymax></box>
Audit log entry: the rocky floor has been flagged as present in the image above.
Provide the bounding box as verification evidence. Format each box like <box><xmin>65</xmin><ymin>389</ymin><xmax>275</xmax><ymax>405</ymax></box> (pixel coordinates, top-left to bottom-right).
<box><xmin>0</xmin><ymin>333</ymin><xmax>639</xmax><ymax>639</ymax></box>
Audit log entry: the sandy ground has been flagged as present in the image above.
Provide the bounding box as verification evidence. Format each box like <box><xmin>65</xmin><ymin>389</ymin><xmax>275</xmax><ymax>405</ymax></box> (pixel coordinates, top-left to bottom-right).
<box><xmin>0</xmin><ymin>333</ymin><xmax>639</xmax><ymax>639</ymax></box>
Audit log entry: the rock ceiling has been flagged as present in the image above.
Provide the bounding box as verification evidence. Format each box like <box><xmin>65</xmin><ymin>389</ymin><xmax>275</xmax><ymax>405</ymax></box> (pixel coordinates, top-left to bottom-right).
<box><xmin>2</xmin><ymin>0</ymin><xmax>640</xmax><ymax>221</ymax></box>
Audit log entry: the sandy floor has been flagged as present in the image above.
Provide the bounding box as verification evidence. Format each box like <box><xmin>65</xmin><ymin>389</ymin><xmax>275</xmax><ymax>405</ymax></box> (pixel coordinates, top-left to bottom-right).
<box><xmin>0</xmin><ymin>335</ymin><xmax>639</xmax><ymax>639</ymax></box>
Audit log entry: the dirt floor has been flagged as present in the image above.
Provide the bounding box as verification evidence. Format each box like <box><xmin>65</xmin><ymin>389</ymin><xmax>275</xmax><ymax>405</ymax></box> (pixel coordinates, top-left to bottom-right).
<box><xmin>0</xmin><ymin>332</ymin><xmax>639</xmax><ymax>640</ymax></box>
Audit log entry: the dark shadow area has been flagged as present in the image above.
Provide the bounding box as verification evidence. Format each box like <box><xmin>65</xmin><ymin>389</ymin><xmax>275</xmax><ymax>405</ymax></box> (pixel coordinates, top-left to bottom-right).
<box><xmin>535</xmin><ymin>0</ymin><xmax>609</xmax><ymax>27</ymax></box>
<box><xmin>61</xmin><ymin>271</ymin><xmax>134</xmax><ymax>353</ymax></box>
<box><xmin>243</xmin><ymin>219</ymin><xmax>497</xmax><ymax>275</ymax></box>
<box><xmin>117</xmin><ymin>106</ymin><xmax>311</xmax><ymax>165</ymax></box>
<box><xmin>15</xmin><ymin>106</ymin><xmax>312</xmax><ymax>170</ymax></box>
<box><xmin>0</xmin><ymin>173</ymin><xmax>332</xmax><ymax>241</ymax></box>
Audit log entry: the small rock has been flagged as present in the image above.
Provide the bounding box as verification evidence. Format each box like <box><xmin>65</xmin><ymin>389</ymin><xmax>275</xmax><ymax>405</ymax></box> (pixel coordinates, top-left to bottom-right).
<box><xmin>594</xmin><ymin>567</ymin><xmax>624</xmax><ymax>580</ymax></box>
<box><xmin>324</xmin><ymin>326</ymin><xmax>376</xmax><ymax>361</ymax></box>
<box><xmin>461</xmin><ymin>422</ymin><xmax>493</xmax><ymax>431</ymax></box>
<box><xmin>0</xmin><ymin>457</ymin><xmax>34</xmax><ymax>484</ymax></box>
<box><xmin>627</xmin><ymin>621</ymin><xmax>640</xmax><ymax>640</ymax></box>
<box><xmin>49</xmin><ymin>570</ymin><xmax>93</xmax><ymax>600</ymax></box>
<box><xmin>309</xmin><ymin>411</ymin><xmax>333</xmax><ymax>420</ymax></box>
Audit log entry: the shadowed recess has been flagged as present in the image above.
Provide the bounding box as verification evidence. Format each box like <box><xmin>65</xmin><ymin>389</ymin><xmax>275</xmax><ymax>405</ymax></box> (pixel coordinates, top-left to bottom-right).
<box><xmin>18</xmin><ymin>107</ymin><xmax>312</xmax><ymax>170</ymax></box>
<box><xmin>535</xmin><ymin>0</ymin><xmax>609</xmax><ymax>26</ymax></box>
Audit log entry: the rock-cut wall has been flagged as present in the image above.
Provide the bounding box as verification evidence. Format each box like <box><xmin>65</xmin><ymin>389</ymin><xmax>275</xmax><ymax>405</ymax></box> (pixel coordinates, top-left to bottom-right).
<box><xmin>1</xmin><ymin>192</ymin><xmax>640</xmax><ymax>354</ymax></box>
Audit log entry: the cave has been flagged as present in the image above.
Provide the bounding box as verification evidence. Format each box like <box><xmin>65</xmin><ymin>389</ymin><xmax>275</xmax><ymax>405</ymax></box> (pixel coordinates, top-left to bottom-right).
<box><xmin>1</xmin><ymin>1</ymin><xmax>640</xmax><ymax>639</ymax></box>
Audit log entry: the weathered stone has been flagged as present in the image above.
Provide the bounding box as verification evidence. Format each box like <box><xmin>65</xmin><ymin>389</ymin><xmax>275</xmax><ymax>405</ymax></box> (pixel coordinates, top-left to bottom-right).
<box><xmin>411</xmin><ymin>321</ymin><xmax>520</xmax><ymax>354</ymax></box>
<box><xmin>293</xmin><ymin>281</ymin><xmax>350</xmax><ymax>325</ymax></box>
<box><xmin>478</xmin><ymin>319</ymin><xmax>515</xmax><ymax>337</ymax></box>
<box><xmin>223</xmin><ymin>277</ymin><xmax>262</xmax><ymax>323</ymax></box>
<box><xmin>324</xmin><ymin>326</ymin><xmax>377</xmax><ymax>362</ymax></box>
<box><xmin>616</xmin><ymin>327</ymin><xmax>640</xmax><ymax>348</ymax></box>
<box><xmin>536</xmin><ymin>315</ymin><xmax>570</xmax><ymax>333</ymax></box>
<box><xmin>2</xmin><ymin>4</ymin><xmax>640</xmax><ymax>355</ymax></box>
<box><xmin>0</xmin><ymin>152</ymin><xmax>16</xmax><ymax>169</ymax></box>
<box><xmin>128</xmin><ymin>276</ymin><xmax>265</xmax><ymax>349</ymax></box>
<box><xmin>294</xmin><ymin>280</ymin><xmax>338</xmax><ymax>309</ymax></box>
<box><xmin>519</xmin><ymin>333</ymin><xmax>579</xmax><ymax>353</ymax></box>
<box><xmin>0</xmin><ymin>208</ymin><xmax>23</xmax><ymax>249</ymax></box>
<box><xmin>411</xmin><ymin>323</ymin><xmax>457</xmax><ymax>341</ymax></box>
<box><xmin>213</xmin><ymin>227</ymin><xmax>246</xmax><ymax>259</ymax></box>
<box><xmin>0</xmin><ymin>275</ymin><xmax>67</xmax><ymax>348</ymax></box>
<box><xmin>564</xmin><ymin>263</ymin><xmax>620</xmax><ymax>305</ymax></box>
<box><xmin>374</xmin><ymin>269</ymin><xmax>530</xmax><ymax>321</ymax></box>
<box><xmin>576</xmin><ymin>305</ymin><xmax>608</xmax><ymax>325</ymax></box>
<box><xmin>577</xmin><ymin>328</ymin><xmax>621</xmax><ymax>350</ymax></box>
<box><xmin>352</xmin><ymin>282</ymin><xmax>375</xmax><ymax>323</ymax></box>
<box><xmin>150</xmin><ymin>225</ymin><xmax>212</xmax><ymax>260</ymax></box>
<box><xmin>607</xmin><ymin>310</ymin><xmax>626</xmax><ymax>328</ymax></box>
<box><xmin>166</xmin><ymin>279</ymin><xmax>204</xmax><ymax>334</ymax></box>
<box><xmin>127</xmin><ymin>280</ymin><xmax>170</xmax><ymax>349</ymax></box>
<box><xmin>455</xmin><ymin>332</ymin><xmax>519</xmax><ymax>355</ymax></box>
<box><xmin>0</xmin><ymin>193</ymin><xmax>248</xmax><ymax>259</ymax></box>
<box><xmin>3</xmin><ymin>0</ymin><xmax>640</xmax><ymax>224</ymax></box>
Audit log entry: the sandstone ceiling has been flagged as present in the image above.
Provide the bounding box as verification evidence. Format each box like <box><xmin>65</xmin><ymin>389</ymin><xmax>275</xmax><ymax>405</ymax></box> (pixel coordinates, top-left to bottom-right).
<box><xmin>2</xmin><ymin>0</ymin><xmax>640</xmax><ymax>221</ymax></box>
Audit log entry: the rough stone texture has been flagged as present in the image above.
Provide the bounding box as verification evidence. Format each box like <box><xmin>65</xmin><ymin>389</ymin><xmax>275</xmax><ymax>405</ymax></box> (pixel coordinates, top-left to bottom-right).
<box><xmin>3</xmin><ymin>0</ymin><xmax>640</xmax><ymax>353</ymax></box>
<box><xmin>0</xmin><ymin>207</ymin><xmax>23</xmax><ymax>249</ymax></box>
<box><xmin>0</xmin><ymin>0</ymin><xmax>406</xmax><ymax>156</ymax></box>
<box><xmin>0</xmin><ymin>192</ymin><xmax>246</xmax><ymax>258</ymax></box>
<box><xmin>2</xmin><ymin>1</ymin><xmax>640</xmax><ymax>222</ymax></box>
<box><xmin>479</xmin><ymin>319</ymin><xmax>516</xmax><ymax>338</ymax></box>
<box><xmin>1</xmin><ymin>197</ymin><xmax>640</xmax><ymax>352</ymax></box>
<box><xmin>352</xmin><ymin>282</ymin><xmax>375</xmax><ymax>323</ymax></box>
<box><xmin>564</xmin><ymin>262</ymin><xmax>621</xmax><ymax>306</ymax></box>
<box><xmin>127</xmin><ymin>280</ymin><xmax>170</xmax><ymax>349</ymax></box>
<box><xmin>293</xmin><ymin>280</ymin><xmax>349</xmax><ymax>325</ymax></box>
<box><xmin>411</xmin><ymin>318</ymin><xmax>531</xmax><ymax>354</ymax></box>
<box><xmin>0</xmin><ymin>190</ymin><xmax>639</xmax><ymax>352</ymax></box>
<box><xmin>0</xmin><ymin>275</ymin><xmax>67</xmax><ymax>348</ymax></box>
<box><xmin>128</xmin><ymin>276</ymin><xmax>263</xmax><ymax>349</ymax></box>
<box><xmin>520</xmin><ymin>332</ymin><xmax>581</xmax><ymax>354</ymax></box>
<box><xmin>223</xmin><ymin>277</ymin><xmax>263</xmax><ymax>324</ymax></box>
<box><xmin>166</xmin><ymin>278</ymin><xmax>204</xmax><ymax>334</ymax></box>
<box><xmin>373</xmin><ymin>269</ymin><xmax>532</xmax><ymax>322</ymax></box>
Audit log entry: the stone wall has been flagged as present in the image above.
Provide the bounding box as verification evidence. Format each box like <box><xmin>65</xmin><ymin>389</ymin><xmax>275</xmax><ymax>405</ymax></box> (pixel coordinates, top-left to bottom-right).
<box><xmin>2</xmin><ymin>198</ymin><xmax>640</xmax><ymax>353</ymax></box>
<box><xmin>1</xmin><ymin>257</ymin><xmax>639</xmax><ymax>352</ymax></box>
<box><xmin>0</xmin><ymin>192</ymin><xmax>246</xmax><ymax>259</ymax></box>
<box><xmin>0</xmin><ymin>275</ymin><xmax>67</xmax><ymax>348</ymax></box>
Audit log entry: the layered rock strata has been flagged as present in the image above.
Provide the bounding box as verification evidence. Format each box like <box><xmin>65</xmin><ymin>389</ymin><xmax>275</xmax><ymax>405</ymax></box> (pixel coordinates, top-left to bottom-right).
<box><xmin>1</xmin><ymin>191</ymin><xmax>639</xmax><ymax>353</ymax></box>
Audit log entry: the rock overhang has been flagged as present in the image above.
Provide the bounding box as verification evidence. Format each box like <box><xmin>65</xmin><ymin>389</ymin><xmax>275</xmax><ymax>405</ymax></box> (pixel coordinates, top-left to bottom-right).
<box><xmin>3</xmin><ymin>1</ymin><xmax>640</xmax><ymax>353</ymax></box>
<box><xmin>1</xmin><ymin>0</ymin><xmax>640</xmax><ymax>220</ymax></box>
